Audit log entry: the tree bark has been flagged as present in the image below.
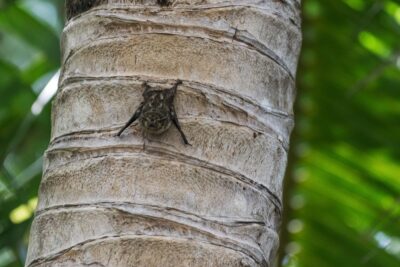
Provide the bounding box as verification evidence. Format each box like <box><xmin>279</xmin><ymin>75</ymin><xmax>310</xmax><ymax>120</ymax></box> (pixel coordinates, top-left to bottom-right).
<box><xmin>26</xmin><ymin>0</ymin><xmax>301</xmax><ymax>266</ymax></box>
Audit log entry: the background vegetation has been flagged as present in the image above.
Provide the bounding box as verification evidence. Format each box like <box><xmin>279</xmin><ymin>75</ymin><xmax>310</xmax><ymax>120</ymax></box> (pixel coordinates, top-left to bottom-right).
<box><xmin>0</xmin><ymin>0</ymin><xmax>399</xmax><ymax>266</ymax></box>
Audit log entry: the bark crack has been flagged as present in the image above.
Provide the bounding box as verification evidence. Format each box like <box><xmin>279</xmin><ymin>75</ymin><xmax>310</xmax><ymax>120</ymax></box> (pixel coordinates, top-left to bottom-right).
<box><xmin>43</xmin><ymin>146</ymin><xmax>283</xmax><ymax>212</ymax></box>
<box><xmin>49</xmin><ymin>117</ymin><xmax>290</xmax><ymax>151</ymax></box>
<box><xmin>27</xmin><ymin>234</ymin><xmax>267</xmax><ymax>267</ymax></box>
<box><xmin>63</xmin><ymin>27</ymin><xmax>296</xmax><ymax>81</ymax></box>
<box><xmin>58</xmin><ymin>76</ymin><xmax>294</xmax><ymax>119</ymax></box>
<box><xmin>67</xmin><ymin>2</ymin><xmax>301</xmax><ymax>28</ymax></box>
<box><xmin>35</xmin><ymin>202</ymin><xmax>272</xmax><ymax>228</ymax></box>
<box><xmin>33</xmin><ymin>202</ymin><xmax>276</xmax><ymax>260</ymax></box>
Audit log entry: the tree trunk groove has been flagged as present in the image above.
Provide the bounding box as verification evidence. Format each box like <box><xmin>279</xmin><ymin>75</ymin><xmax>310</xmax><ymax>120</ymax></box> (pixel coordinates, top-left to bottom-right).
<box><xmin>26</xmin><ymin>0</ymin><xmax>301</xmax><ymax>266</ymax></box>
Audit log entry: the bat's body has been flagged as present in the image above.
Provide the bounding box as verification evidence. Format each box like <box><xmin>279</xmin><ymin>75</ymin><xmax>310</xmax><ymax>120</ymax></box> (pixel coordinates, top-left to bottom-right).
<box><xmin>157</xmin><ymin>0</ymin><xmax>169</xmax><ymax>6</ymax></box>
<box><xmin>117</xmin><ymin>80</ymin><xmax>190</xmax><ymax>145</ymax></box>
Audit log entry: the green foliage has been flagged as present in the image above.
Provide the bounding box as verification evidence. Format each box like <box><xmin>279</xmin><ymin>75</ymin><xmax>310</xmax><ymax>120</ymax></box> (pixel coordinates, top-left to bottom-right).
<box><xmin>281</xmin><ymin>0</ymin><xmax>400</xmax><ymax>266</ymax></box>
<box><xmin>0</xmin><ymin>0</ymin><xmax>63</xmax><ymax>266</ymax></box>
<box><xmin>0</xmin><ymin>0</ymin><xmax>399</xmax><ymax>267</ymax></box>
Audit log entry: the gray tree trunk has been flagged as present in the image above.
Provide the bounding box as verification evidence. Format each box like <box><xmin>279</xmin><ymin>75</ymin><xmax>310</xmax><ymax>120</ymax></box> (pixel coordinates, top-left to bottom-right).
<box><xmin>26</xmin><ymin>0</ymin><xmax>301</xmax><ymax>266</ymax></box>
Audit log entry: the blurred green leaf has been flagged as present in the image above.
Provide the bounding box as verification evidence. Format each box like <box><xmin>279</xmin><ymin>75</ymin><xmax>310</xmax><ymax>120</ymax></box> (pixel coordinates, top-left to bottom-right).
<box><xmin>281</xmin><ymin>0</ymin><xmax>400</xmax><ymax>266</ymax></box>
<box><xmin>0</xmin><ymin>1</ymin><xmax>63</xmax><ymax>266</ymax></box>
<box><xmin>0</xmin><ymin>4</ymin><xmax>60</xmax><ymax>65</ymax></box>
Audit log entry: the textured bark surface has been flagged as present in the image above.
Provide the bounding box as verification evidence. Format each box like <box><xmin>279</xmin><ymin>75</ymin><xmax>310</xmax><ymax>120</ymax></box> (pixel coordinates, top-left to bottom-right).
<box><xmin>26</xmin><ymin>0</ymin><xmax>301</xmax><ymax>266</ymax></box>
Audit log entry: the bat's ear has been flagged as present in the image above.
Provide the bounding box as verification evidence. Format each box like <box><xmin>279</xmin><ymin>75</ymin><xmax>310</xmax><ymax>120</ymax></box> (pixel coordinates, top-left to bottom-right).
<box><xmin>169</xmin><ymin>79</ymin><xmax>182</xmax><ymax>96</ymax></box>
<box><xmin>142</xmin><ymin>82</ymin><xmax>151</xmax><ymax>97</ymax></box>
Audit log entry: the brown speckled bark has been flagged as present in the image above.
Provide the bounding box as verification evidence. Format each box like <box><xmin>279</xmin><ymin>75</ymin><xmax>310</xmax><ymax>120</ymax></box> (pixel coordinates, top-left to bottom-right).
<box><xmin>26</xmin><ymin>0</ymin><xmax>301</xmax><ymax>266</ymax></box>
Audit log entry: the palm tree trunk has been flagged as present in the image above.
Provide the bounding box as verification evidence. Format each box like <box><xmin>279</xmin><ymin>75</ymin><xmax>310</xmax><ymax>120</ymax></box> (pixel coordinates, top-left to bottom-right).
<box><xmin>26</xmin><ymin>0</ymin><xmax>301</xmax><ymax>266</ymax></box>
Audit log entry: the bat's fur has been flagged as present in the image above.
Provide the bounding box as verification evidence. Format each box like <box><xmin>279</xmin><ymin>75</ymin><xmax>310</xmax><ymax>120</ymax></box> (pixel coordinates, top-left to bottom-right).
<box><xmin>117</xmin><ymin>80</ymin><xmax>190</xmax><ymax>145</ymax></box>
